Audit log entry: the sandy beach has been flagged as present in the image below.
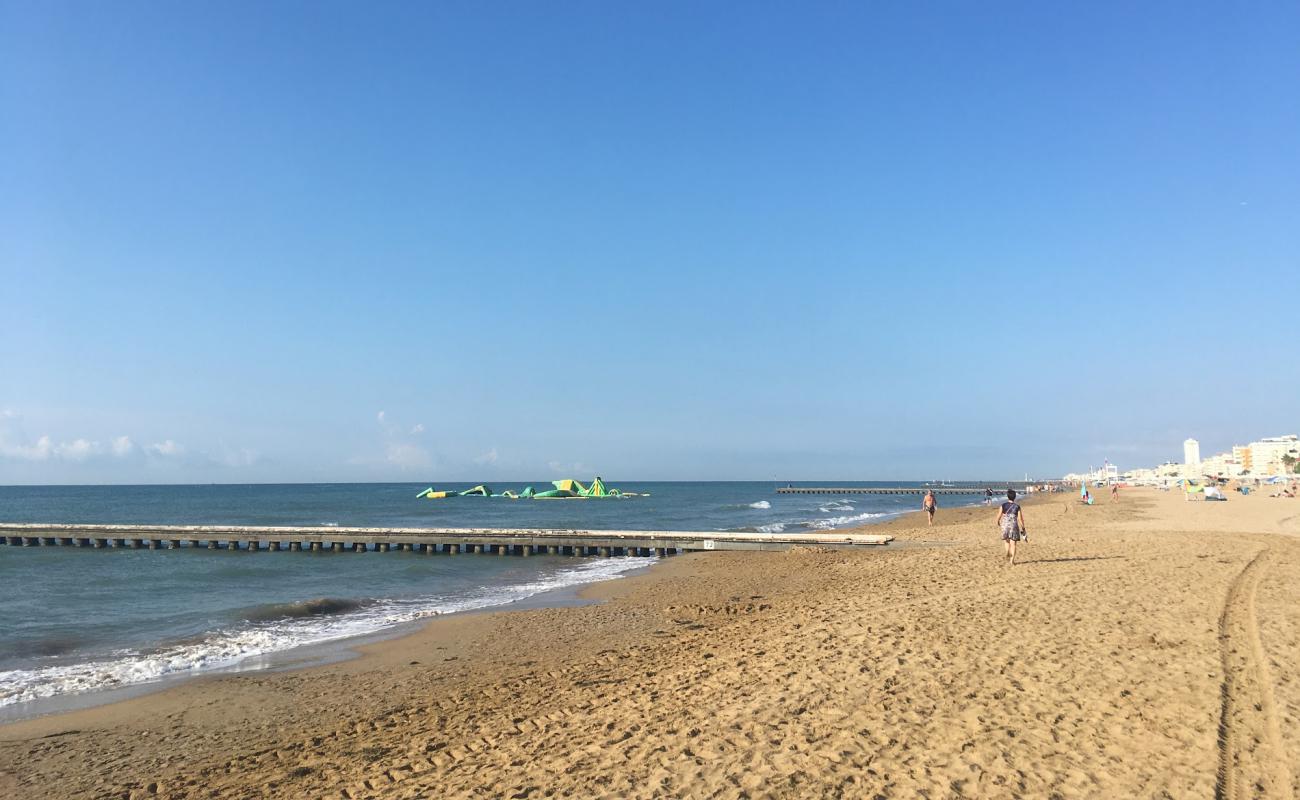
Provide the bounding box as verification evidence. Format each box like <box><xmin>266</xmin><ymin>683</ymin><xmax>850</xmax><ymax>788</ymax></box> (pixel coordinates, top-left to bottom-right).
<box><xmin>2</xmin><ymin>489</ymin><xmax>1298</xmax><ymax>799</ymax></box>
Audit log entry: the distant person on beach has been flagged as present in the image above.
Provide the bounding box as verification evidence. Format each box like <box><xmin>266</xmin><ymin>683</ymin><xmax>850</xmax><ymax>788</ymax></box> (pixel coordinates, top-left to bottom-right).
<box><xmin>984</xmin><ymin>487</ymin><xmax>993</xmax><ymax>506</ymax></box>
<box><xmin>997</xmin><ymin>489</ymin><xmax>1027</xmax><ymax>565</ymax></box>
<box><xmin>922</xmin><ymin>490</ymin><xmax>937</xmax><ymax>526</ymax></box>
<box><xmin>1111</xmin><ymin>484</ymin><xmax>1119</xmax><ymax>502</ymax></box>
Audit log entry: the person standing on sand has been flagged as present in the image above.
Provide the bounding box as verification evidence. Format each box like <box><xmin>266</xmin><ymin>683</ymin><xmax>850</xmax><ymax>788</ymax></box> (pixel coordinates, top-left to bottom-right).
<box><xmin>1111</xmin><ymin>484</ymin><xmax>1119</xmax><ymax>503</ymax></box>
<box><xmin>997</xmin><ymin>489</ymin><xmax>1027</xmax><ymax>565</ymax></box>
<box><xmin>922</xmin><ymin>490</ymin><xmax>937</xmax><ymax>526</ymax></box>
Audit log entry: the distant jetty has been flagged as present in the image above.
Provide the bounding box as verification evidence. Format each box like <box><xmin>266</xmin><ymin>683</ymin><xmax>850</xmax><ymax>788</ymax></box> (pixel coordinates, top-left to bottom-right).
<box><xmin>777</xmin><ymin>484</ymin><xmax>1037</xmax><ymax>496</ymax></box>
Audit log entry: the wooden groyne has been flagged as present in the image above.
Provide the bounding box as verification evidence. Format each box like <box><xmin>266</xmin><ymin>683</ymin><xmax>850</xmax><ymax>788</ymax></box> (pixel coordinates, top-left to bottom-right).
<box><xmin>0</xmin><ymin>523</ymin><xmax>892</xmax><ymax>556</ymax></box>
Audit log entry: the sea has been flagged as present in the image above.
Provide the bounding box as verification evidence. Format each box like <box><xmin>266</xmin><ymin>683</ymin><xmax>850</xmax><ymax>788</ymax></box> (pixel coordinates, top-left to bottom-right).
<box><xmin>0</xmin><ymin>481</ymin><xmax>985</xmax><ymax>719</ymax></box>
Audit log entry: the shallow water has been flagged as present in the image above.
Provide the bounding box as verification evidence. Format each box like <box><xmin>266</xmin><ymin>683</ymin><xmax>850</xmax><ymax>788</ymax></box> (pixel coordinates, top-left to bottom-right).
<box><xmin>0</xmin><ymin>481</ymin><xmax>982</xmax><ymax>713</ymax></box>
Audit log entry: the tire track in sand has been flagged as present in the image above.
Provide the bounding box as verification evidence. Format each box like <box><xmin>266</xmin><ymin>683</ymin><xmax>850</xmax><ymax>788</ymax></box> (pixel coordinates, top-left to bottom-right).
<box><xmin>1215</xmin><ymin>547</ymin><xmax>1291</xmax><ymax>800</ymax></box>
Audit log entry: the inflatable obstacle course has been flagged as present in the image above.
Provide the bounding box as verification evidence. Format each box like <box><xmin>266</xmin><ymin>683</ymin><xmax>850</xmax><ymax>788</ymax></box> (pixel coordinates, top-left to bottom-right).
<box><xmin>417</xmin><ymin>477</ymin><xmax>645</xmax><ymax>500</ymax></box>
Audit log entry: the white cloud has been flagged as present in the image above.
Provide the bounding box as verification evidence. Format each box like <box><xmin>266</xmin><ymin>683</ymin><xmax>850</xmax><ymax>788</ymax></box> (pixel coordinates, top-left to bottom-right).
<box><xmin>0</xmin><ymin>434</ymin><xmax>54</xmax><ymax>461</ymax></box>
<box><xmin>474</xmin><ymin>447</ymin><xmax>500</xmax><ymax>465</ymax></box>
<box><xmin>111</xmin><ymin>436</ymin><xmax>135</xmax><ymax>457</ymax></box>
<box><xmin>55</xmin><ymin>438</ymin><xmax>101</xmax><ymax>461</ymax></box>
<box><xmin>386</xmin><ymin>442</ymin><xmax>431</xmax><ymax>470</ymax></box>
<box><xmin>377</xmin><ymin>410</ymin><xmax>386</xmax><ymax>424</ymax></box>
<box><xmin>147</xmin><ymin>440</ymin><xmax>184</xmax><ymax>457</ymax></box>
<box><xmin>410</xmin><ymin>423</ymin><xmax>425</xmax><ymax>435</ymax></box>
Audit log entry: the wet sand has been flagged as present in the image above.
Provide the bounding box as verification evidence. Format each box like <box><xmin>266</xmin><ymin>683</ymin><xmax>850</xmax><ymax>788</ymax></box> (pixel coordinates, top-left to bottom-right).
<box><xmin>3</xmin><ymin>488</ymin><xmax>1299</xmax><ymax>799</ymax></box>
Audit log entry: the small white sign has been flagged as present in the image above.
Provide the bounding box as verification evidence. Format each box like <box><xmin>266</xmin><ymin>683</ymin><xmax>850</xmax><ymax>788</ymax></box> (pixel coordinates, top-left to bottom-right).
<box><xmin>702</xmin><ymin>539</ymin><xmax>716</xmax><ymax>550</ymax></box>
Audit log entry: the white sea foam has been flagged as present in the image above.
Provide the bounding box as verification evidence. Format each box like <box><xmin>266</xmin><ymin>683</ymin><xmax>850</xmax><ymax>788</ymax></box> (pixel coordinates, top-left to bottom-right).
<box><xmin>818</xmin><ymin>503</ymin><xmax>854</xmax><ymax>512</ymax></box>
<box><xmin>731</xmin><ymin>509</ymin><xmax>902</xmax><ymax>535</ymax></box>
<box><xmin>748</xmin><ymin>500</ymin><xmax>771</xmax><ymax>510</ymax></box>
<box><xmin>802</xmin><ymin>511</ymin><xmax>896</xmax><ymax>530</ymax></box>
<box><xmin>0</xmin><ymin>557</ymin><xmax>652</xmax><ymax>709</ymax></box>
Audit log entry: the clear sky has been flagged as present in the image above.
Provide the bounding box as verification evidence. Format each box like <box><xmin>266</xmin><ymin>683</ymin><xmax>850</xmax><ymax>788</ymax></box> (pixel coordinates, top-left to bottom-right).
<box><xmin>2</xmin><ymin>1</ymin><xmax>1298</xmax><ymax>484</ymax></box>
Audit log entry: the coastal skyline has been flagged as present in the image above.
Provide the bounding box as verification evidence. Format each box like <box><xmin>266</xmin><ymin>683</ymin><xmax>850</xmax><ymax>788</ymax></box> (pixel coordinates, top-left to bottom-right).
<box><xmin>5</xmin><ymin>2</ymin><xmax>1300</xmax><ymax>484</ymax></box>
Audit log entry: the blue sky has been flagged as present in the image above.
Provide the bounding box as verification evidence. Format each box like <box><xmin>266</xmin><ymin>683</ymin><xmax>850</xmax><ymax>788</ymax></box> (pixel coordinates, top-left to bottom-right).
<box><xmin>2</xmin><ymin>1</ymin><xmax>1298</xmax><ymax>484</ymax></box>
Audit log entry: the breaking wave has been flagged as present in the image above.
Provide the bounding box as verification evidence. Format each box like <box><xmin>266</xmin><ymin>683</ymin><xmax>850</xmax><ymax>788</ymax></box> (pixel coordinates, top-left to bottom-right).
<box><xmin>0</xmin><ymin>557</ymin><xmax>653</xmax><ymax>710</ymax></box>
<box><xmin>727</xmin><ymin>508</ymin><xmax>904</xmax><ymax>535</ymax></box>
<box><xmin>239</xmin><ymin>597</ymin><xmax>373</xmax><ymax>622</ymax></box>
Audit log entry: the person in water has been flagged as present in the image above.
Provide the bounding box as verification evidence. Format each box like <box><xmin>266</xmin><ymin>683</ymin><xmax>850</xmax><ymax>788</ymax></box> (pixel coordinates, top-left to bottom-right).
<box><xmin>922</xmin><ymin>490</ymin><xmax>937</xmax><ymax>526</ymax></box>
<box><xmin>997</xmin><ymin>488</ymin><xmax>1027</xmax><ymax>565</ymax></box>
<box><xmin>984</xmin><ymin>487</ymin><xmax>994</xmax><ymax>506</ymax></box>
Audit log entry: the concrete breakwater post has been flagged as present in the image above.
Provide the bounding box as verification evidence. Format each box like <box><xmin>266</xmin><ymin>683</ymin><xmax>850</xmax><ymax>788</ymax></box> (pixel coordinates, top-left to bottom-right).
<box><xmin>310</xmin><ymin>542</ymin><xmax>321</xmax><ymax>553</ymax></box>
<box><xmin>331</xmin><ymin>542</ymin><xmax>343</xmax><ymax>553</ymax></box>
<box><xmin>270</xmin><ymin>541</ymin><xmax>281</xmax><ymax>552</ymax></box>
<box><xmin>208</xmin><ymin>540</ymin><xmax>218</xmax><ymax>550</ymax></box>
<box><xmin>92</xmin><ymin>539</ymin><xmax>105</xmax><ymax>549</ymax></box>
<box><xmin>289</xmin><ymin>541</ymin><xmax>301</xmax><ymax>551</ymax></box>
<box><xmin>448</xmin><ymin>544</ymin><xmax>459</xmax><ymax>555</ymax></box>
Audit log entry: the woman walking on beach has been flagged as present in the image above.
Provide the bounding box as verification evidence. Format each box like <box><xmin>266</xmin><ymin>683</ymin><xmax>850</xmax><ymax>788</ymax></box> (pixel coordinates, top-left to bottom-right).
<box><xmin>922</xmin><ymin>490</ymin><xmax>937</xmax><ymax>526</ymax></box>
<box><xmin>997</xmin><ymin>489</ymin><xmax>1027</xmax><ymax>565</ymax></box>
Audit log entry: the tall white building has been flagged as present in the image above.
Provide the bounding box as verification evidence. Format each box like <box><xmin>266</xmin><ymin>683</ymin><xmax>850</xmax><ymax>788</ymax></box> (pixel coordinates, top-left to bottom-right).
<box><xmin>1248</xmin><ymin>435</ymin><xmax>1299</xmax><ymax>475</ymax></box>
<box><xmin>1183</xmin><ymin>438</ymin><xmax>1201</xmax><ymax>467</ymax></box>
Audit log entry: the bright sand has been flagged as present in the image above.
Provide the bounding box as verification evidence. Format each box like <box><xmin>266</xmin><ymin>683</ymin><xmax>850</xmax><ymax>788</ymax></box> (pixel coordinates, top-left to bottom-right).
<box><xmin>2</xmin><ymin>489</ymin><xmax>1299</xmax><ymax>798</ymax></box>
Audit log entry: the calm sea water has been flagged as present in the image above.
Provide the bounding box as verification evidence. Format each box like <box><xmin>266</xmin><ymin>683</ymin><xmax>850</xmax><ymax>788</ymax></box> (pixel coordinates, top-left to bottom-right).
<box><xmin>0</xmin><ymin>481</ymin><xmax>982</xmax><ymax>717</ymax></box>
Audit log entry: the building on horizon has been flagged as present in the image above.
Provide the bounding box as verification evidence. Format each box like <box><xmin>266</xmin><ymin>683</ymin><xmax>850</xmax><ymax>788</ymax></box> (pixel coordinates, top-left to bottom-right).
<box><xmin>1183</xmin><ymin>438</ymin><xmax>1201</xmax><ymax>468</ymax></box>
<box><xmin>1245</xmin><ymin>435</ymin><xmax>1299</xmax><ymax>475</ymax></box>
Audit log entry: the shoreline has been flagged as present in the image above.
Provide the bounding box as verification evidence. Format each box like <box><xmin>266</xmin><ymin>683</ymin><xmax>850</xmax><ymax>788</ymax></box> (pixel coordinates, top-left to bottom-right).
<box><xmin>0</xmin><ymin>498</ymin><xmax>1000</xmax><ymax>735</ymax></box>
<box><xmin>0</xmin><ymin>496</ymin><xmax>986</xmax><ymax>725</ymax></box>
<box><xmin>18</xmin><ymin>490</ymin><xmax>1293</xmax><ymax>798</ymax></box>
